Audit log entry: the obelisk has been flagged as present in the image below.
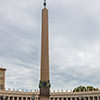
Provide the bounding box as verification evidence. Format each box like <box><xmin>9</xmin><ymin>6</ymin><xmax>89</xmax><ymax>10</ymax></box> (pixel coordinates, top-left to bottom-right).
<box><xmin>39</xmin><ymin>0</ymin><xmax>50</xmax><ymax>100</ymax></box>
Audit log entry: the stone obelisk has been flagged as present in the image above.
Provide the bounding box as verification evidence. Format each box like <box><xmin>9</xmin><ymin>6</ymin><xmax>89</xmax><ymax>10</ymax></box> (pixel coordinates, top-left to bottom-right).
<box><xmin>39</xmin><ymin>0</ymin><xmax>50</xmax><ymax>100</ymax></box>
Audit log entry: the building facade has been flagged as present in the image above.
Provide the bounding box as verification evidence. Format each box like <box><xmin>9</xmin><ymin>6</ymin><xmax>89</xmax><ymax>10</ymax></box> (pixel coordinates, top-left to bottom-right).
<box><xmin>0</xmin><ymin>88</ymin><xmax>100</xmax><ymax>100</ymax></box>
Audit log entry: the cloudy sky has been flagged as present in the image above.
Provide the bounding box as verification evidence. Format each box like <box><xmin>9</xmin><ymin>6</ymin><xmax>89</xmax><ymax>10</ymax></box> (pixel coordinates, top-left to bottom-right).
<box><xmin>0</xmin><ymin>0</ymin><xmax>100</xmax><ymax>91</ymax></box>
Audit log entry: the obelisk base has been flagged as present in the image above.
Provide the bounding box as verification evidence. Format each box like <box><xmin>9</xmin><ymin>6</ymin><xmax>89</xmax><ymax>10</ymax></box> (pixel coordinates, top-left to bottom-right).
<box><xmin>40</xmin><ymin>97</ymin><xmax>49</xmax><ymax>100</ymax></box>
<box><xmin>40</xmin><ymin>87</ymin><xmax>50</xmax><ymax>100</ymax></box>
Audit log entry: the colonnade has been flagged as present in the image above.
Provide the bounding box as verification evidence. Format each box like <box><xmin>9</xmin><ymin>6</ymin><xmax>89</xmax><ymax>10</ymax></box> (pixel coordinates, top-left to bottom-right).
<box><xmin>50</xmin><ymin>96</ymin><xmax>100</xmax><ymax>100</ymax></box>
<box><xmin>29</xmin><ymin>96</ymin><xmax>100</xmax><ymax>100</ymax></box>
<box><xmin>0</xmin><ymin>96</ymin><xmax>100</xmax><ymax>100</ymax></box>
<box><xmin>0</xmin><ymin>96</ymin><xmax>33</xmax><ymax>100</ymax></box>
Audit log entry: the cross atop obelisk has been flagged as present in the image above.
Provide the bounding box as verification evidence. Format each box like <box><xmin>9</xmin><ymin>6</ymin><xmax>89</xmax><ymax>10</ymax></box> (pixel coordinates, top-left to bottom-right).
<box><xmin>39</xmin><ymin>0</ymin><xmax>51</xmax><ymax>100</ymax></box>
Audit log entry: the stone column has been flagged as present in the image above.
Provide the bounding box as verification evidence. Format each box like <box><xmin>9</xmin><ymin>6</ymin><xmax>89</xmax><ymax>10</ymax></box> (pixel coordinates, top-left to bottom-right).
<box><xmin>26</xmin><ymin>97</ymin><xmax>28</xmax><ymax>100</ymax></box>
<box><xmin>12</xmin><ymin>97</ymin><xmax>14</xmax><ymax>100</ymax></box>
<box><xmin>88</xmin><ymin>97</ymin><xmax>90</xmax><ymax>100</ymax></box>
<box><xmin>97</xmin><ymin>96</ymin><xmax>99</xmax><ymax>100</ymax></box>
<box><xmin>8</xmin><ymin>97</ymin><xmax>10</xmax><ymax>100</ymax></box>
<box><xmin>30</xmin><ymin>97</ymin><xmax>32</xmax><ymax>100</ymax></box>
<box><xmin>66</xmin><ymin>97</ymin><xmax>68</xmax><ymax>100</ymax></box>
<box><xmin>21</xmin><ymin>97</ymin><xmax>23</xmax><ymax>100</ymax></box>
<box><xmin>17</xmin><ymin>97</ymin><xmax>19</xmax><ymax>100</ymax></box>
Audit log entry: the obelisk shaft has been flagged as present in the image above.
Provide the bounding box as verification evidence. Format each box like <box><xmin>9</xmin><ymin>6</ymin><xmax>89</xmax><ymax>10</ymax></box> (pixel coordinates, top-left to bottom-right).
<box><xmin>41</xmin><ymin>8</ymin><xmax>49</xmax><ymax>81</ymax></box>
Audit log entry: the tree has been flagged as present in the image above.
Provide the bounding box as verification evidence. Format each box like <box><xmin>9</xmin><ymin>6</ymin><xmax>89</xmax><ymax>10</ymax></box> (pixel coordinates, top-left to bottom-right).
<box><xmin>73</xmin><ymin>86</ymin><xmax>98</xmax><ymax>92</ymax></box>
